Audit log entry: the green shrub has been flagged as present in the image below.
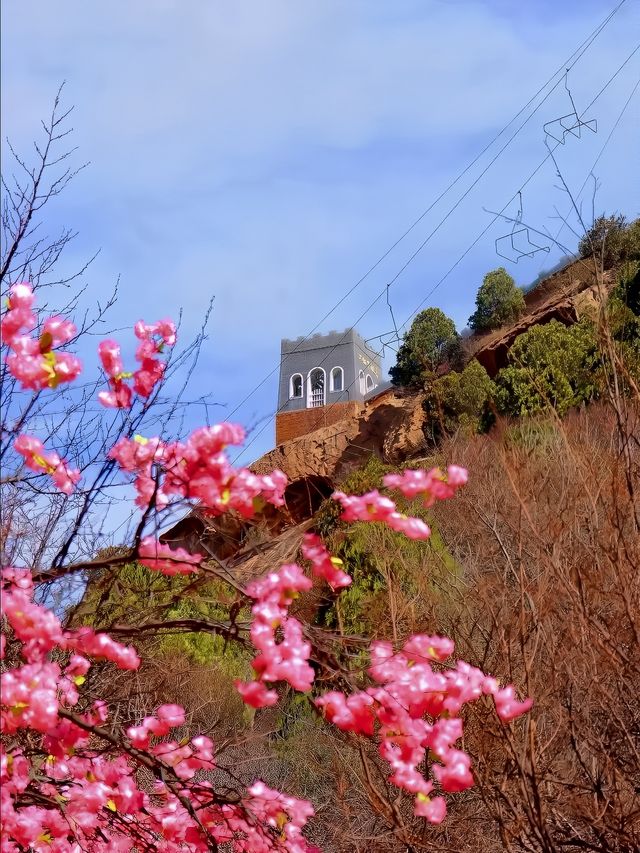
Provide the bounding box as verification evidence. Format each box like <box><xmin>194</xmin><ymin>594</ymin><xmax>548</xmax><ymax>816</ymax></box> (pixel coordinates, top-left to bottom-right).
<box><xmin>390</xmin><ymin>307</ymin><xmax>461</xmax><ymax>388</ymax></box>
<box><xmin>468</xmin><ymin>267</ymin><xmax>526</xmax><ymax>333</ymax></box>
<box><xmin>319</xmin><ymin>496</ymin><xmax>460</xmax><ymax>639</ymax></box>
<box><xmin>76</xmin><ymin>561</ymin><xmax>252</xmax><ymax>672</ymax></box>
<box><xmin>578</xmin><ymin>214</ymin><xmax>640</xmax><ymax>269</ymax></box>
<box><xmin>423</xmin><ymin>359</ymin><xmax>495</xmax><ymax>441</ymax></box>
<box><xmin>504</xmin><ymin>418</ymin><xmax>563</xmax><ymax>455</ymax></box>
<box><xmin>314</xmin><ymin>456</ymin><xmax>393</xmax><ymax>537</ymax></box>
<box><xmin>611</xmin><ymin>260</ymin><xmax>640</xmax><ymax>319</ymax></box>
<box><xmin>495</xmin><ymin>319</ymin><xmax>600</xmax><ymax>417</ymax></box>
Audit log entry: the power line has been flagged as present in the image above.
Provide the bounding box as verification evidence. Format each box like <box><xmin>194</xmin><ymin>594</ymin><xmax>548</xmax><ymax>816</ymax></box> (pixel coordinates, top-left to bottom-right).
<box><xmin>235</xmin><ymin>40</ymin><xmax>639</xmax><ymax>464</ymax></box>
<box><xmin>397</xmin><ymin>41</ymin><xmax>640</xmax><ymax>327</ymax></box>
<box><xmin>547</xmin><ymin>73</ymin><xmax>640</xmax><ymax>252</ymax></box>
<box><xmin>227</xmin><ymin>0</ymin><xmax>628</xmax><ymax>422</ymax></box>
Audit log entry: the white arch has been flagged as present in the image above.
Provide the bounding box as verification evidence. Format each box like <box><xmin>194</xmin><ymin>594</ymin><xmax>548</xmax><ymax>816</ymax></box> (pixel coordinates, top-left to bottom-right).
<box><xmin>330</xmin><ymin>366</ymin><xmax>344</xmax><ymax>393</ymax></box>
<box><xmin>358</xmin><ymin>370</ymin><xmax>365</xmax><ymax>395</ymax></box>
<box><xmin>289</xmin><ymin>373</ymin><xmax>303</xmax><ymax>399</ymax></box>
<box><xmin>307</xmin><ymin>367</ymin><xmax>326</xmax><ymax>408</ymax></box>
<box><xmin>366</xmin><ymin>374</ymin><xmax>375</xmax><ymax>392</ymax></box>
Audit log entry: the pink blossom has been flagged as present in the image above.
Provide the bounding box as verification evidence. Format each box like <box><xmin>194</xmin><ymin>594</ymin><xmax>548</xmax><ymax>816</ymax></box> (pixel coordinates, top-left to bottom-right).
<box><xmin>244</xmin><ymin>781</ymin><xmax>314</xmax><ymax>848</ymax></box>
<box><xmin>1</xmin><ymin>282</ymin><xmax>36</xmax><ymax>344</ymax></box>
<box><xmin>42</xmin><ymin>316</ymin><xmax>76</xmax><ymax>347</ymax></box>
<box><xmin>14</xmin><ymin>434</ymin><xmax>81</xmax><ymax>494</ymax></box>
<box><xmin>315</xmin><ymin>692</ymin><xmax>375</xmax><ymax>736</ymax></box>
<box><xmin>66</xmin><ymin>627</ymin><xmax>140</xmax><ymax>670</ymax></box>
<box><xmin>133</xmin><ymin>357</ymin><xmax>165</xmax><ymax>397</ymax></box>
<box><xmin>385</xmin><ymin>512</ymin><xmax>431</xmax><ymax>539</ymax></box>
<box><xmin>414</xmin><ymin>794</ymin><xmax>447</xmax><ymax>824</ymax></box>
<box><xmin>98</xmin><ymin>339</ymin><xmax>124</xmax><ymax>378</ymax></box>
<box><xmin>98</xmin><ymin>381</ymin><xmax>133</xmax><ymax>408</ymax></box>
<box><xmin>246</xmin><ymin>563</ymin><xmax>312</xmax><ymax>607</ymax></box>
<box><xmin>383</xmin><ymin>465</ymin><xmax>468</xmax><ymax>506</ymax></box>
<box><xmin>134</xmin><ymin>318</ymin><xmax>177</xmax><ymax>347</ymax></box>
<box><xmin>108</xmin><ymin>425</ymin><xmax>287</xmax><ymax>516</ymax></box>
<box><xmin>493</xmin><ymin>685</ymin><xmax>534</xmax><ymax>722</ymax></box>
<box><xmin>138</xmin><ymin>537</ymin><xmax>203</xmax><ymax>575</ymax></box>
<box><xmin>97</xmin><ymin>319</ymin><xmax>177</xmax><ymax>408</ymax></box>
<box><xmin>332</xmin><ymin>489</ymin><xmax>430</xmax><ymax>540</ymax></box>
<box><xmin>315</xmin><ymin>630</ymin><xmax>533</xmax><ymax>808</ymax></box>
<box><xmin>6</xmin><ymin>348</ymin><xmax>82</xmax><ymax>390</ymax></box>
<box><xmin>2</xmin><ymin>284</ymin><xmax>82</xmax><ymax>390</ymax></box>
<box><xmin>302</xmin><ymin>533</ymin><xmax>352</xmax><ymax>590</ymax></box>
<box><xmin>404</xmin><ymin>634</ymin><xmax>454</xmax><ymax>663</ymax></box>
<box><xmin>432</xmin><ymin>749</ymin><xmax>474</xmax><ymax>792</ymax></box>
<box><xmin>234</xmin><ymin>680</ymin><xmax>279</xmax><ymax>708</ymax></box>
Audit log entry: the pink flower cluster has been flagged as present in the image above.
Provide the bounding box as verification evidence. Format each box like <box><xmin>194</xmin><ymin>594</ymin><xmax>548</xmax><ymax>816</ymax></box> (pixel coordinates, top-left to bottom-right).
<box><xmin>1</xmin><ymin>568</ymin><xmax>139</xmax><ymax>676</ymax></box>
<box><xmin>138</xmin><ymin>537</ymin><xmax>204</xmax><ymax>575</ymax></box>
<box><xmin>1</xmin><ymin>282</ymin><xmax>82</xmax><ymax>390</ymax></box>
<box><xmin>235</xmin><ymin>563</ymin><xmax>315</xmax><ymax>708</ymax></box>
<box><xmin>126</xmin><ymin>706</ymin><xmax>215</xmax><ymax>779</ymax></box>
<box><xmin>1</xmin><ymin>567</ymin><xmax>139</xmax><ymax>738</ymax></box>
<box><xmin>301</xmin><ymin>532</ymin><xmax>351</xmax><ymax>590</ymax></box>
<box><xmin>243</xmin><ymin>781</ymin><xmax>318</xmax><ymax>853</ymax></box>
<box><xmin>383</xmin><ymin>465</ymin><xmax>468</xmax><ymax>505</ymax></box>
<box><xmin>1</xmin><ymin>567</ymin><xmax>318</xmax><ymax>852</ymax></box>
<box><xmin>316</xmin><ymin>634</ymin><xmax>533</xmax><ymax>824</ymax></box>
<box><xmin>98</xmin><ymin>319</ymin><xmax>176</xmax><ymax>407</ymax></box>
<box><xmin>109</xmin><ymin>423</ymin><xmax>287</xmax><ymax>514</ymax></box>
<box><xmin>330</xmin><ymin>465</ymin><xmax>468</xmax><ymax>541</ymax></box>
<box><xmin>14</xmin><ymin>433</ymin><xmax>81</xmax><ymax>494</ymax></box>
<box><xmin>331</xmin><ymin>488</ymin><xmax>431</xmax><ymax>539</ymax></box>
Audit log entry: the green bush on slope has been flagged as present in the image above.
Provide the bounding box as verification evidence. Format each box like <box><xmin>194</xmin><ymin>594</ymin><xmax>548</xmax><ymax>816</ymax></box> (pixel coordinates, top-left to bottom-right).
<box><xmin>423</xmin><ymin>358</ymin><xmax>496</xmax><ymax>442</ymax></box>
<box><xmin>494</xmin><ymin>319</ymin><xmax>600</xmax><ymax>418</ymax></box>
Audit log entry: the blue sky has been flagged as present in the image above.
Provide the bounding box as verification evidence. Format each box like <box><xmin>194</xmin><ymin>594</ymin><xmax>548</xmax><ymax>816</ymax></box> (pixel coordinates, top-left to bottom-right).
<box><xmin>2</xmin><ymin>0</ymin><xmax>639</xmax><ymax>464</ymax></box>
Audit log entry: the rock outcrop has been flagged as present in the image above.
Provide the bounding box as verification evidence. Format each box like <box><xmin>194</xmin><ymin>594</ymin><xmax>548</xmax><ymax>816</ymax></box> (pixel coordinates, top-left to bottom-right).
<box><xmin>466</xmin><ymin>260</ymin><xmax>614</xmax><ymax>377</ymax></box>
<box><xmin>251</xmin><ymin>388</ymin><xmax>426</xmax><ymax>483</ymax></box>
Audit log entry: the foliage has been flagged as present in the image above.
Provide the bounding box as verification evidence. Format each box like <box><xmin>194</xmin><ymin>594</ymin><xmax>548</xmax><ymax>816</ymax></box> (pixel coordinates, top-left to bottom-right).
<box><xmin>503</xmin><ymin>418</ymin><xmax>564</xmax><ymax>456</ymax></box>
<box><xmin>314</xmin><ymin>456</ymin><xmax>393</xmax><ymax>537</ymax></box>
<box><xmin>320</xmin><ymin>500</ymin><xmax>460</xmax><ymax>638</ymax></box>
<box><xmin>73</xmin><ymin>561</ymin><xmax>254</xmax><ymax>712</ymax></box>
<box><xmin>390</xmin><ymin>307</ymin><xmax>461</xmax><ymax>387</ymax></box>
<box><xmin>578</xmin><ymin>213</ymin><xmax>640</xmax><ymax>269</ymax></box>
<box><xmin>423</xmin><ymin>359</ymin><xmax>495</xmax><ymax>442</ymax></box>
<box><xmin>611</xmin><ymin>260</ymin><xmax>640</xmax><ymax>319</ymax></box>
<box><xmin>495</xmin><ymin>319</ymin><xmax>600</xmax><ymax>417</ymax></box>
<box><xmin>468</xmin><ymin>267</ymin><xmax>525</xmax><ymax>333</ymax></box>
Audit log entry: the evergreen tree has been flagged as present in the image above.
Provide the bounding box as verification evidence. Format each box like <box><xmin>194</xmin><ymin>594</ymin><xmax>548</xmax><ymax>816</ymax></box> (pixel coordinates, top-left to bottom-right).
<box><xmin>390</xmin><ymin>307</ymin><xmax>461</xmax><ymax>387</ymax></box>
<box><xmin>468</xmin><ymin>267</ymin><xmax>525</xmax><ymax>333</ymax></box>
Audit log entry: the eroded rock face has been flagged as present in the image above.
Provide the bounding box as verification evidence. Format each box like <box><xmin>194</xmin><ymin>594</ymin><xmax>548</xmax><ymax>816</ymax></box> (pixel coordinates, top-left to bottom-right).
<box><xmin>251</xmin><ymin>417</ymin><xmax>361</xmax><ymax>481</ymax></box>
<box><xmin>381</xmin><ymin>395</ymin><xmax>427</xmax><ymax>463</ymax></box>
<box><xmin>251</xmin><ymin>389</ymin><xmax>426</xmax><ymax>482</ymax></box>
<box><xmin>466</xmin><ymin>262</ymin><xmax>615</xmax><ymax>377</ymax></box>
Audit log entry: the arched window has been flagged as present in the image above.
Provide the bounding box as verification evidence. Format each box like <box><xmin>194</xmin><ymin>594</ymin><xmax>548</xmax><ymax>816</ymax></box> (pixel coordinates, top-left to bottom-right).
<box><xmin>366</xmin><ymin>374</ymin><xmax>375</xmax><ymax>392</ymax></box>
<box><xmin>330</xmin><ymin>366</ymin><xmax>344</xmax><ymax>392</ymax></box>
<box><xmin>290</xmin><ymin>373</ymin><xmax>303</xmax><ymax>399</ymax></box>
<box><xmin>307</xmin><ymin>367</ymin><xmax>325</xmax><ymax>408</ymax></box>
<box><xmin>358</xmin><ymin>370</ymin><xmax>365</xmax><ymax>395</ymax></box>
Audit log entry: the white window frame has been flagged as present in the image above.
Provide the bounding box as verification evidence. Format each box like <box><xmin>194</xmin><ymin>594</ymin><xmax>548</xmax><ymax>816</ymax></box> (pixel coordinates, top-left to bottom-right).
<box><xmin>329</xmin><ymin>366</ymin><xmax>344</xmax><ymax>393</ymax></box>
<box><xmin>358</xmin><ymin>370</ymin><xmax>365</xmax><ymax>395</ymax></box>
<box><xmin>366</xmin><ymin>374</ymin><xmax>375</xmax><ymax>392</ymax></box>
<box><xmin>290</xmin><ymin>373</ymin><xmax>303</xmax><ymax>399</ymax></box>
<box><xmin>307</xmin><ymin>367</ymin><xmax>326</xmax><ymax>408</ymax></box>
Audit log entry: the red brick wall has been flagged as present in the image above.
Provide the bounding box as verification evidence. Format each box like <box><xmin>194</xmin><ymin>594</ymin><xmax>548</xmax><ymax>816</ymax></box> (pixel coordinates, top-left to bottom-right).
<box><xmin>275</xmin><ymin>402</ymin><xmax>361</xmax><ymax>444</ymax></box>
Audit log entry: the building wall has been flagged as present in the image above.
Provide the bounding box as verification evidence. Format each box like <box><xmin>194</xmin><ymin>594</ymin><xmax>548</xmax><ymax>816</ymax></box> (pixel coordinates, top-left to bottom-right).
<box><xmin>275</xmin><ymin>400</ymin><xmax>362</xmax><ymax>444</ymax></box>
<box><xmin>277</xmin><ymin>328</ymin><xmax>381</xmax><ymax>412</ymax></box>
